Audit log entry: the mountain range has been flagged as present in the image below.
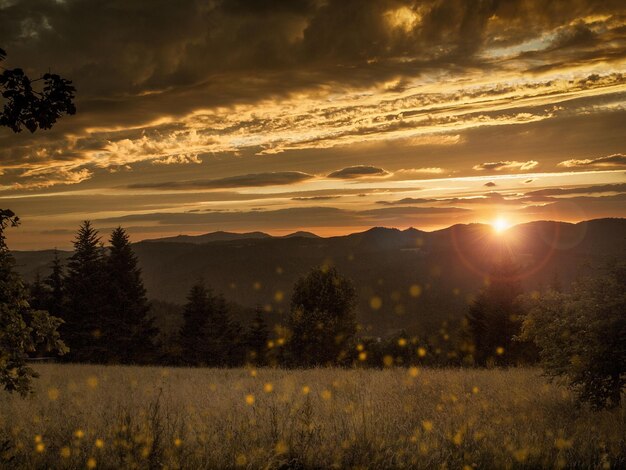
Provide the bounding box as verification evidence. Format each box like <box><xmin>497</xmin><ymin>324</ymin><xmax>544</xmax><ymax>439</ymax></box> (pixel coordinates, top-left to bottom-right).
<box><xmin>14</xmin><ymin>218</ymin><xmax>626</xmax><ymax>336</ymax></box>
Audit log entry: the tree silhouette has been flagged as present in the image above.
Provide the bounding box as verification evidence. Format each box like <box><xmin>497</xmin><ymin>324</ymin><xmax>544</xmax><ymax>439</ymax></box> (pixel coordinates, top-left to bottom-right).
<box><xmin>287</xmin><ymin>266</ymin><xmax>357</xmax><ymax>367</ymax></box>
<box><xmin>465</xmin><ymin>258</ymin><xmax>530</xmax><ymax>366</ymax></box>
<box><xmin>105</xmin><ymin>227</ymin><xmax>158</xmax><ymax>364</ymax></box>
<box><xmin>63</xmin><ymin>221</ymin><xmax>107</xmax><ymax>362</ymax></box>
<box><xmin>245</xmin><ymin>306</ymin><xmax>269</xmax><ymax>366</ymax></box>
<box><xmin>179</xmin><ymin>282</ymin><xmax>210</xmax><ymax>365</ymax></box>
<box><xmin>522</xmin><ymin>262</ymin><xmax>626</xmax><ymax>409</ymax></box>
<box><xmin>0</xmin><ymin>48</ymin><xmax>75</xmax><ymax>133</ymax></box>
<box><xmin>44</xmin><ymin>250</ymin><xmax>65</xmax><ymax>318</ymax></box>
<box><xmin>0</xmin><ymin>210</ymin><xmax>67</xmax><ymax>395</ymax></box>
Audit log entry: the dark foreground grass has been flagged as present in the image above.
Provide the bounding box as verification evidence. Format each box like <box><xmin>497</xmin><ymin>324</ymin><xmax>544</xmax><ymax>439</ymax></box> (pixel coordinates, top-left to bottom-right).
<box><xmin>0</xmin><ymin>365</ymin><xmax>624</xmax><ymax>469</ymax></box>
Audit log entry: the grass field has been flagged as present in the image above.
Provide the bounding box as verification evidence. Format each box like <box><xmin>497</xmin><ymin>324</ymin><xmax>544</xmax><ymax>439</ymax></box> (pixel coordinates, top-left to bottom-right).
<box><xmin>0</xmin><ymin>365</ymin><xmax>624</xmax><ymax>469</ymax></box>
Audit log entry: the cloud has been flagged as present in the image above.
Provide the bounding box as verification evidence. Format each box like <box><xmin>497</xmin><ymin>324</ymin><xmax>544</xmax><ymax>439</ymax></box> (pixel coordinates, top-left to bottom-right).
<box><xmin>484</xmin><ymin>181</ymin><xmax>496</xmax><ymax>187</ymax></box>
<box><xmin>327</xmin><ymin>165</ymin><xmax>389</xmax><ymax>179</ymax></box>
<box><xmin>524</xmin><ymin>179</ymin><xmax>535</xmax><ymax>184</ymax></box>
<box><xmin>128</xmin><ymin>171</ymin><xmax>314</xmax><ymax>190</ymax></box>
<box><xmin>525</xmin><ymin>183</ymin><xmax>626</xmax><ymax>196</ymax></box>
<box><xmin>152</xmin><ymin>154</ymin><xmax>201</xmax><ymax>165</ymax></box>
<box><xmin>292</xmin><ymin>195</ymin><xmax>341</xmax><ymax>201</ymax></box>
<box><xmin>557</xmin><ymin>153</ymin><xmax>626</xmax><ymax>168</ymax></box>
<box><xmin>473</xmin><ymin>160</ymin><xmax>539</xmax><ymax>171</ymax></box>
<box><xmin>376</xmin><ymin>197</ymin><xmax>436</xmax><ymax>205</ymax></box>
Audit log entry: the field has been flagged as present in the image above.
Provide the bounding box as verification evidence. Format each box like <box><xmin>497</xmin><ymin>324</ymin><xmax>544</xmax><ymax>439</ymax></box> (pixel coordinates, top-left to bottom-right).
<box><xmin>0</xmin><ymin>365</ymin><xmax>624</xmax><ymax>469</ymax></box>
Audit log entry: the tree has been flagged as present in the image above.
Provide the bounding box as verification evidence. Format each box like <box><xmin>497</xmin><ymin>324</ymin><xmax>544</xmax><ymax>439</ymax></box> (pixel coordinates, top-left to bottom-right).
<box><xmin>28</xmin><ymin>270</ymin><xmax>49</xmax><ymax>311</ymax></box>
<box><xmin>245</xmin><ymin>306</ymin><xmax>269</xmax><ymax>366</ymax></box>
<box><xmin>0</xmin><ymin>48</ymin><xmax>75</xmax><ymax>133</ymax></box>
<box><xmin>105</xmin><ymin>227</ymin><xmax>158</xmax><ymax>364</ymax></box>
<box><xmin>0</xmin><ymin>210</ymin><xmax>67</xmax><ymax>395</ymax></box>
<box><xmin>44</xmin><ymin>250</ymin><xmax>65</xmax><ymax>318</ymax></box>
<box><xmin>465</xmin><ymin>259</ymin><xmax>531</xmax><ymax>366</ymax></box>
<box><xmin>287</xmin><ymin>266</ymin><xmax>357</xmax><ymax>367</ymax></box>
<box><xmin>63</xmin><ymin>221</ymin><xmax>107</xmax><ymax>362</ymax></box>
<box><xmin>521</xmin><ymin>262</ymin><xmax>626</xmax><ymax>409</ymax></box>
<box><xmin>179</xmin><ymin>282</ymin><xmax>210</xmax><ymax>365</ymax></box>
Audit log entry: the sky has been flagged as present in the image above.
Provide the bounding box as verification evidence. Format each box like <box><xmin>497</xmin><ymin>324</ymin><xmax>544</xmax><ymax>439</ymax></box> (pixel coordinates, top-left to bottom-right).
<box><xmin>0</xmin><ymin>0</ymin><xmax>625</xmax><ymax>250</ymax></box>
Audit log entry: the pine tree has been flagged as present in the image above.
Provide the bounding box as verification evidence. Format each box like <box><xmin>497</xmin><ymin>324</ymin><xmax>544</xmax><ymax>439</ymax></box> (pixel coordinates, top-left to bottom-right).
<box><xmin>179</xmin><ymin>282</ymin><xmax>210</xmax><ymax>365</ymax></box>
<box><xmin>246</xmin><ymin>307</ymin><xmax>269</xmax><ymax>366</ymax></box>
<box><xmin>63</xmin><ymin>221</ymin><xmax>107</xmax><ymax>362</ymax></box>
<box><xmin>28</xmin><ymin>270</ymin><xmax>49</xmax><ymax>311</ymax></box>
<box><xmin>106</xmin><ymin>227</ymin><xmax>158</xmax><ymax>364</ymax></box>
<box><xmin>44</xmin><ymin>250</ymin><xmax>64</xmax><ymax>318</ymax></box>
<box><xmin>204</xmin><ymin>293</ymin><xmax>243</xmax><ymax>367</ymax></box>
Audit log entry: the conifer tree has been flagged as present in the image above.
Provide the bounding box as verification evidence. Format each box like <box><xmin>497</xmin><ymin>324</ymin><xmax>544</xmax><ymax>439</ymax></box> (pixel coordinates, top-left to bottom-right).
<box><xmin>28</xmin><ymin>270</ymin><xmax>49</xmax><ymax>311</ymax></box>
<box><xmin>179</xmin><ymin>282</ymin><xmax>210</xmax><ymax>365</ymax></box>
<box><xmin>106</xmin><ymin>227</ymin><xmax>157</xmax><ymax>364</ymax></box>
<box><xmin>44</xmin><ymin>250</ymin><xmax>64</xmax><ymax>318</ymax></box>
<box><xmin>63</xmin><ymin>221</ymin><xmax>107</xmax><ymax>362</ymax></box>
<box><xmin>246</xmin><ymin>307</ymin><xmax>269</xmax><ymax>366</ymax></box>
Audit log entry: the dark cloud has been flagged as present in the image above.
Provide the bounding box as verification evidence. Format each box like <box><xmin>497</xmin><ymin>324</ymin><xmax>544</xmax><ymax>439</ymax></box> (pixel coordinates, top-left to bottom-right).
<box><xmin>327</xmin><ymin>165</ymin><xmax>388</xmax><ymax>179</ymax></box>
<box><xmin>526</xmin><ymin>183</ymin><xmax>626</xmax><ymax>197</ymax></box>
<box><xmin>128</xmin><ymin>171</ymin><xmax>314</xmax><ymax>190</ymax></box>
<box><xmin>558</xmin><ymin>153</ymin><xmax>626</xmax><ymax>168</ymax></box>
<box><xmin>484</xmin><ymin>182</ymin><xmax>496</xmax><ymax>187</ymax></box>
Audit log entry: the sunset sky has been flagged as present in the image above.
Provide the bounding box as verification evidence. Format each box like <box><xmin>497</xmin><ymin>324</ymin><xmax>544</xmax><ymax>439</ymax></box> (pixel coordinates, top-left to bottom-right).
<box><xmin>1</xmin><ymin>0</ymin><xmax>625</xmax><ymax>249</ymax></box>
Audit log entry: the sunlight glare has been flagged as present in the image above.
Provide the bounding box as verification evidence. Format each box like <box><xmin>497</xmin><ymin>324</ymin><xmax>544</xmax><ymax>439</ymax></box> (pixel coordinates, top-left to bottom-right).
<box><xmin>492</xmin><ymin>218</ymin><xmax>511</xmax><ymax>234</ymax></box>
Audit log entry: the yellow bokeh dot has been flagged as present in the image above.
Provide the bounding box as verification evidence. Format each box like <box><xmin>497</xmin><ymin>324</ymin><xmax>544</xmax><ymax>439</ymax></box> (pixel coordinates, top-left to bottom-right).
<box><xmin>74</xmin><ymin>429</ymin><xmax>85</xmax><ymax>439</ymax></box>
<box><xmin>369</xmin><ymin>296</ymin><xmax>382</xmax><ymax>310</ymax></box>
<box><xmin>87</xmin><ymin>457</ymin><xmax>97</xmax><ymax>469</ymax></box>
<box><xmin>47</xmin><ymin>388</ymin><xmax>59</xmax><ymax>401</ymax></box>
<box><xmin>275</xmin><ymin>441</ymin><xmax>288</xmax><ymax>455</ymax></box>
<box><xmin>174</xmin><ymin>438</ymin><xmax>182</xmax><ymax>447</ymax></box>
<box><xmin>253</xmin><ymin>281</ymin><xmax>261</xmax><ymax>290</ymax></box>
<box><xmin>496</xmin><ymin>346</ymin><xmax>505</xmax><ymax>355</ymax></box>
<box><xmin>408</xmin><ymin>367</ymin><xmax>420</xmax><ymax>378</ymax></box>
<box><xmin>274</xmin><ymin>290</ymin><xmax>284</xmax><ymax>302</ymax></box>
<box><xmin>358</xmin><ymin>351</ymin><xmax>367</xmax><ymax>361</ymax></box>
<box><xmin>35</xmin><ymin>443</ymin><xmax>45</xmax><ymax>453</ymax></box>
<box><xmin>60</xmin><ymin>446</ymin><xmax>71</xmax><ymax>458</ymax></box>
<box><xmin>34</xmin><ymin>435</ymin><xmax>42</xmax><ymax>443</ymax></box>
<box><xmin>301</xmin><ymin>386</ymin><xmax>310</xmax><ymax>395</ymax></box>
<box><xmin>409</xmin><ymin>284</ymin><xmax>422</xmax><ymax>297</ymax></box>
<box><xmin>263</xmin><ymin>383</ymin><xmax>273</xmax><ymax>393</ymax></box>
<box><xmin>86</xmin><ymin>376</ymin><xmax>98</xmax><ymax>388</ymax></box>
<box><xmin>383</xmin><ymin>355</ymin><xmax>394</xmax><ymax>367</ymax></box>
<box><xmin>321</xmin><ymin>389</ymin><xmax>332</xmax><ymax>400</ymax></box>
<box><xmin>236</xmin><ymin>454</ymin><xmax>247</xmax><ymax>466</ymax></box>
<box><xmin>397</xmin><ymin>338</ymin><xmax>407</xmax><ymax>347</ymax></box>
<box><xmin>245</xmin><ymin>394</ymin><xmax>255</xmax><ymax>405</ymax></box>
<box><xmin>356</xmin><ymin>343</ymin><xmax>364</xmax><ymax>352</ymax></box>
<box><xmin>472</xmin><ymin>386</ymin><xmax>479</xmax><ymax>394</ymax></box>
<box><xmin>422</xmin><ymin>421</ymin><xmax>433</xmax><ymax>432</ymax></box>
<box><xmin>95</xmin><ymin>439</ymin><xmax>104</xmax><ymax>449</ymax></box>
<box><xmin>417</xmin><ymin>347</ymin><xmax>427</xmax><ymax>358</ymax></box>
<box><xmin>453</xmin><ymin>432</ymin><xmax>463</xmax><ymax>445</ymax></box>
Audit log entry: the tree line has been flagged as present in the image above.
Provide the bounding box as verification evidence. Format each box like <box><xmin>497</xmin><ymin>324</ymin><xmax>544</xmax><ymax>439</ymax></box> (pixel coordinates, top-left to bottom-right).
<box><xmin>1</xmin><ymin>214</ymin><xmax>624</xmax><ymax>410</ymax></box>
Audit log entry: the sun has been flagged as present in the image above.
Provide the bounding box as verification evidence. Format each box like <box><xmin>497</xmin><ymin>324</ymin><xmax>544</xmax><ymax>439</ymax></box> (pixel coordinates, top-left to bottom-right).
<box><xmin>492</xmin><ymin>217</ymin><xmax>511</xmax><ymax>234</ymax></box>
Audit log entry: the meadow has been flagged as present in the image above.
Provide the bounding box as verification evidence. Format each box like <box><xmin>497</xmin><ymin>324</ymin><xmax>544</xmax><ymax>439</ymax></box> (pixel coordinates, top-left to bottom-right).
<box><xmin>0</xmin><ymin>365</ymin><xmax>624</xmax><ymax>469</ymax></box>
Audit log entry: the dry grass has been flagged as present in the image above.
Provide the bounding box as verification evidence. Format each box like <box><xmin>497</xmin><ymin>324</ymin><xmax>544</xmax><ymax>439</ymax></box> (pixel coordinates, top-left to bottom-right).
<box><xmin>0</xmin><ymin>365</ymin><xmax>624</xmax><ymax>469</ymax></box>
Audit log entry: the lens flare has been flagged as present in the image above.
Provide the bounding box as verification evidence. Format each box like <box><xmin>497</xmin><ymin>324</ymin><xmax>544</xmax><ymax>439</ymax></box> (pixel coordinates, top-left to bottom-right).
<box><xmin>492</xmin><ymin>218</ymin><xmax>511</xmax><ymax>234</ymax></box>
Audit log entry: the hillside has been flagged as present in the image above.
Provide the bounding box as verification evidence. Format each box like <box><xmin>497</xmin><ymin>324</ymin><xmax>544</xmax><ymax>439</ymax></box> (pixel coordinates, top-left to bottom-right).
<box><xmin>14</xmin><ymin>218</ymin><xmax>626</xmax><ymax>336</ymax></box>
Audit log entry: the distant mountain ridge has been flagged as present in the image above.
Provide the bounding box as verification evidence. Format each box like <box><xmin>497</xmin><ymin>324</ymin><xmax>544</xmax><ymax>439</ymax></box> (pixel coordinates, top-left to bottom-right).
<box><xmin>14</xmin><ymin>218</ymin><xmax>626</xmax><ymax>336</ymax></box>
<box><xmin>143</xmin><ymin>230</ymin><xmax>321</xmax><ymax>244</ymax></box>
